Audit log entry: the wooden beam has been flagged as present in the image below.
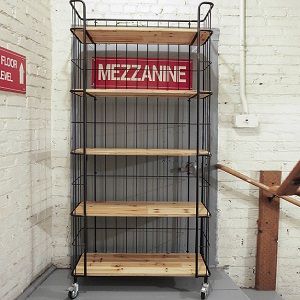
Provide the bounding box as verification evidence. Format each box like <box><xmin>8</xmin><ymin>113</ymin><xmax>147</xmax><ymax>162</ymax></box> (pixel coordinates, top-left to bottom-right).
<box><xmin>255</xmin><ymin>171</ymin><xmax>281</xmax><ymax>290</ymax></box>
<box><xmin>276</xmin><ymin>161</ymin><xmax>300</xmax><ymax>196</ymax></box>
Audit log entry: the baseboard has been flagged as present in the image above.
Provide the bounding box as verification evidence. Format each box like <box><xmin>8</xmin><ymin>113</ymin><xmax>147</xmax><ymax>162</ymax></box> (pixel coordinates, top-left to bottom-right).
<box><xmin>16</xmin><ymin>265</ymin><xmax>56</xmax><ymax>300</ymax></box>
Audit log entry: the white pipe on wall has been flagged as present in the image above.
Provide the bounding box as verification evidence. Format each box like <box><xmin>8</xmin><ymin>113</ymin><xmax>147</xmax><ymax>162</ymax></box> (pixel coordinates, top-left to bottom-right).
<box><xmin>240</xmin><ymin>0</ymin><xmax>249</xmax><ymax>114</ymax></box>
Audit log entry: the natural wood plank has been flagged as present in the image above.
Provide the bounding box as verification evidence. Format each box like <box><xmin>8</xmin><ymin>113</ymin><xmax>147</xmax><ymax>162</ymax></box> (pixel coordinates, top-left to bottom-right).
<box><xmin>71</xmin><ymin>88</ymin><xmax>211</xmax><ymax>99</ymax></box>
<box><xmin>276</xmin><ymin>161</ymin><xmax>300</xmax><ymax>196</ymax></box>
<box><xmin>71</xmin><ymin>26</ymin><xmax>212</xmax><ymax>45</ymax></box>
<box><xmin>255</xmin><ymin>171</ymin><xmax>281</xmax><ymax>291</ymax></box>
<box><xmin>72</xmin><ymin>201</ymin><xmax>209</xmax><ymax>217</ymax></box>
<box><xmin>74</xmin><ymin>253</ymin><xmax>207</xmax><ymax>276</ymax></box>
<box><xmin>72</xmin><ymin>148</ymin><xmax>209</xmax><ymax>156</ymax></box>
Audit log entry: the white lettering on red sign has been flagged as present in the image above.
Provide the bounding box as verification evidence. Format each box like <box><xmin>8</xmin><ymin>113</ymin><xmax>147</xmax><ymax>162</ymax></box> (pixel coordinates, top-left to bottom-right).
<box><xmin>0</xmin><ymin>47</ymin><xmax>26</xmax><ymax>94</ymax></box>
<box><xmin>92</xmin><ymin>58</ymin><xmax>192</xmax><ymax>89</ymax></box>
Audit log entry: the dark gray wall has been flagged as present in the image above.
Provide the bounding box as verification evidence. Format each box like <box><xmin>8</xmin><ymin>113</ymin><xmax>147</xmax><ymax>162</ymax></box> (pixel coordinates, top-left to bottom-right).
<box><xmin>84</xmin><ymin>30</ymin><xmax>219</xmax><ymax>266</ymax></box>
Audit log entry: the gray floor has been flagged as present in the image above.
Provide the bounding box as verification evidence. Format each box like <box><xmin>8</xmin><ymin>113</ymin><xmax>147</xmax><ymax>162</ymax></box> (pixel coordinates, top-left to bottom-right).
<box><xmin>22</xmin><ymin>268</ymin><xmax>282</xmax><ymax>300</ymax></box>
<box><xmin>243</xmin><ymin>289</ymin><xmax>283</xmax><ymax>300</ymax></box>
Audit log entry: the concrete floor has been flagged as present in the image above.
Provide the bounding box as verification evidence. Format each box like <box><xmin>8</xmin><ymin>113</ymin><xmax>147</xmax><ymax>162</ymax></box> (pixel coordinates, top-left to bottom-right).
<box><xmin>21</xmin><ymin>268</ymin><xmax>283</xmax><ymax>300</ymax></box>
<box><xmin>243</xmin><ymin>289</ymin><xmax>283</xmax><ymax>300</ymax></box>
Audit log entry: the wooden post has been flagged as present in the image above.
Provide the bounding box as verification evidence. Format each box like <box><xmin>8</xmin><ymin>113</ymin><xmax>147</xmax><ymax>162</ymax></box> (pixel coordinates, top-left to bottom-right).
<box><xmin>255</xmin><ymin>171</ymin><xmax>281</xmax><ymax>290</ymax></box>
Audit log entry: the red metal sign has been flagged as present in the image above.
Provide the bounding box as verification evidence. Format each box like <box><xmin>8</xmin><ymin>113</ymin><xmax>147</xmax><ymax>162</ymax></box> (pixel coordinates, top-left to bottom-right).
<box><xmin>92</xmin><ymin>57</ymin><xmax>192</xmax><ymax>90</ymax></box>
<box><xmin>0</xmin><ymin>47</ymin><xmax>26</xmax><ymax>94</ymax></box>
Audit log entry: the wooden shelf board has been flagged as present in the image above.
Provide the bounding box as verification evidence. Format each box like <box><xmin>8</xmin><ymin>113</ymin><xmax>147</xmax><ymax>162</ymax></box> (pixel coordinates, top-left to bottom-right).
<box><xmin>72</xmin><ymin>148</ymin><xmax>209</xmax><ymax>157</ymax></box>
<box><xmin>71</xmin><ymin>88</ymin><xmax>211</xmax><ymax>99</ymax></box>
<box><xmin>74</xmin><ymin>253</ymin><xmax>207</xmax><ymax>277</ymax></box>
<box><xmin>71</xmin><ymin>26</ymin><xmax>212</xmax><ymax>45</ymax></box>
<box><xmin>72</xmin><ymin>201</ymin><xmax>209</xmax><ymax>217</ymax></box>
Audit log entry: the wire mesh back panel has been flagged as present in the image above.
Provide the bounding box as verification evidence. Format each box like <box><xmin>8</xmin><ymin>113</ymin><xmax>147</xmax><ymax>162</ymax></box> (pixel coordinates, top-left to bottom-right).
<box><xmin>70</xmin><ymin>0</ymin><xmax>213</xmax><ymax>278</ymax></box>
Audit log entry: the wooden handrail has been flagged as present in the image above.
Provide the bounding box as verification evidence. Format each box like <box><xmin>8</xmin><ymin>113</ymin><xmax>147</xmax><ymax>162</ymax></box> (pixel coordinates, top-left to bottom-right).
<box><xmin>216</xmin><ymin>164</ymin><xmax>300</xmax><ymax>208</ymax></box>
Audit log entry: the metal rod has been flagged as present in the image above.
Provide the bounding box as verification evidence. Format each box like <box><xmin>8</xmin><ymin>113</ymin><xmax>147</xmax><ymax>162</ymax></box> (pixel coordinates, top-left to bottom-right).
<box><xmin>195</xmin><ymin>2</ymin><xmax>201</xmax><ymax>278</ymax></box>
<box><xmin>93</xmin><ymin>22</ymin><xmax>97</xmax><ymax>253</ymax></box>
<box><xmin>80</xmin><ymin>0</ymin><xmax>88</xmax><ymax>277</ymax></box>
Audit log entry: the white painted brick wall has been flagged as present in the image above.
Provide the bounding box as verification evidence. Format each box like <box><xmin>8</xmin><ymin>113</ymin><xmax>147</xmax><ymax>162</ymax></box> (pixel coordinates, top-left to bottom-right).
<box><xmin>215</xmin><ymin>0</ymin><xmax>300</xmax><ymax>297</ymax></box>
<box><xmin>0</xmin><ymin>0</ymin><xmax>52</xmax><ymax>299</ymax></box>
<box><xmin>47</xmin><ymin>1</ymin><xmax>298</xmax><ymax>300</ymax></box>
<box><xmin>50</xmin><ymin>0</ymin><xmax>72</xmax><ymax>267</ymax></box>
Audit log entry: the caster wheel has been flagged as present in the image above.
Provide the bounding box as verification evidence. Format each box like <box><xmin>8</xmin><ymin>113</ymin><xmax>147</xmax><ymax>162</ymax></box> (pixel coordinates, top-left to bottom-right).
<box><xmin>200</xmin><ymin>282</ymin><xmax>209</xmax><ymax>299</ymax></box>
<box><xmin>68</xmin><ymin>283</ymin><xmax>79</xmax><ymax>299</ymax></box>
<box><xmin>68</xmin><ymin>290</ymin><xmax>78</xmax><ymax>299</ymax></box>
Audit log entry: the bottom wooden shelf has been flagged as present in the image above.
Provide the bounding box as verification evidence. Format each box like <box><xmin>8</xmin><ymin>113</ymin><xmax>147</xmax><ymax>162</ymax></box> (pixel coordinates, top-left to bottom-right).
<box><xmin>74</xmin><ymin>253</ymin><xmax>207</xmax><ymax>277</ymax></box>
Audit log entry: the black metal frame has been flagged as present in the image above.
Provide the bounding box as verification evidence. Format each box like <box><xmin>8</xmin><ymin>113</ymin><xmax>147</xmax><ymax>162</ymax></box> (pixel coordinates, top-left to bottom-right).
<box><xmin>70</xmin><ymin>0</ymin><xmax>213</xmax><ymax>285</ymax></box>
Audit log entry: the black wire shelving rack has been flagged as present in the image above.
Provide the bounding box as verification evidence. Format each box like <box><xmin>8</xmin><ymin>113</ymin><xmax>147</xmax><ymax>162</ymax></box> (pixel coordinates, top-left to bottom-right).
<box><xmin>69</xmin><ymin>1</ymin><xmax>214</xmax><ymax>299</ymax></box>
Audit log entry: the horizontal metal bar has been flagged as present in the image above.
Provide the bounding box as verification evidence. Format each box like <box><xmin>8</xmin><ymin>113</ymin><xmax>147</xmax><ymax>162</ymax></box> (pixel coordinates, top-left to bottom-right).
<box><xmin>71</xmin><ymin>227</ymin><xmax>210</xmax><ymax>237</ymax></box>
<box><xmin>72</xmin><ymin>121</ymin><xmax>211</xmax><ymax>126</ymax></box>
<box><xmin>69</xmin><ymin>91</ymin><xmax>213</xmax><ymax>100</ymax></box>
<box><xmin>85</xmin><ymin>18</ymin><xmax>199</xmax><ymax>23</ymax></box>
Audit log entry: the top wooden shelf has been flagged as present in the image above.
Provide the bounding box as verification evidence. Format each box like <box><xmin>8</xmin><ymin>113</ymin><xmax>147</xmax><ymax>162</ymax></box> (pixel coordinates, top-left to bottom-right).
<box><xmin>71</xmin><ymin>26</ymin><xmax>212</xmax><ymax>45</ymax></box>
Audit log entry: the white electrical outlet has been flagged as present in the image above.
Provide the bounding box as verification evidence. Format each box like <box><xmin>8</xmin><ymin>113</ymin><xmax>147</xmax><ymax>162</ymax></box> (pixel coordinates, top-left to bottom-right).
<box><xmin>234</xmin><ymin>114</ymin><xmax>259</xmax><ymax>128</ymax></box>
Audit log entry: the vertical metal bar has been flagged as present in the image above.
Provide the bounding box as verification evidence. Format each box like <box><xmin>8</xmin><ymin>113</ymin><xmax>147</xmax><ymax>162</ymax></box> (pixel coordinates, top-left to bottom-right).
<box><xmin>104</xmin><ymin>20</ymin><xmax>108</xmax><ymax>253</ymax></box>
<box><xmin>166</xmin><ymin>20</ymin><xmax>170</xmax><ymax>253</ymax></box>
<box><xmin>206</xmin><ymin>8</ymin><xmax>212</xmax><ymax>268</ymax></box>
<box><xmin>186</xmin><ymin>21</ymin><xmax>192</xmax><ymax>253</ymax></box>
<box><xmin>81</xmin><ymin>0</ymin><xmax>88</xmax><ymax>277</ymax></box>
<box><xmin>176</xmin><ymin>20</ymin><xmax>179</xmax><ymax>253</ymax></box>
<box><xmin>145</xmin><ymin>20</ymin><xmax>149</xmax><ymax>252</ymax></box>
<box><xmin>71</xmin><ymin>2</ymin><xmax>77</xmax><ymax>275</ymax></box>
<box><xmin>200</xmin><ymin>4</ymin><xmax>206</xmax><ymax>265</ymax></box>
<box><xmin>93</xmin><ymin>20</ymin><xmax>97</xmax><ymax>254</ymax></box>
<box><xmin>125</xmin><ymin>31</ymin><xmax>128</xmax><ymax>253</ymax></box>
<box><xmin>135</xmin><ymin>33</ymin><xmax>139</xmax><ymax>253</ymax></box>
<box><xmin>195</xmin><ymin>3</ymin><xmax>201</xmax><ymax>278</ymax></box>
<box><xmin>156</xmin><ymin>23</ymin><xmax>160</xmax><ymax>252</ymax></box>
<box><xmin>78</xmin><ymin>22</ymin><xmax>82</xmax><ymax>264</ymax></box>
<box><xmin>78</xmin><ymin>25</ymin><xmax>82</xmax><ymax>276</ymax></box>
<box><xmin>115</xmin><ymin>31</ymin><xmax>118</xmax><ymax>253</ymax></box>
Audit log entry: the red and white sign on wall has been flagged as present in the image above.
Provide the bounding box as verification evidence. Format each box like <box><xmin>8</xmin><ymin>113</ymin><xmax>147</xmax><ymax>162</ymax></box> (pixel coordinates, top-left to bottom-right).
<box><xmin>0</xmin><ymin>47</ymin><xmax>26</xmax><ymax>94</ymax></box>
<box><xmin>92</xmin><ymin>57</ymin><xmax>192</xmax><ymax>90</ymax></box>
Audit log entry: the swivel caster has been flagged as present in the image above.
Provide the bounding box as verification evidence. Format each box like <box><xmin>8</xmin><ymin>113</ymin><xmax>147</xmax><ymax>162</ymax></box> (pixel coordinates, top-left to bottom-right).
<box><xmin>200</xmin><ymin>282</ymin><xmax>209</xmax><ymax>299</ymax></box>
<box><xmin>68</xmin><ymin>283</ymin><xmax>79</xmax><ymax>299</ymax></box>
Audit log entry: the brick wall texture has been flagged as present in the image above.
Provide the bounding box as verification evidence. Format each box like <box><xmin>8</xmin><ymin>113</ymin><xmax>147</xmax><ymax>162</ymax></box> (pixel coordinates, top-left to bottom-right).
<box><xmin>1</xmin><ymin>0</ymin><xmax>300</xmax><ymax>299</ymax></box>
<box><xmin>0</xmin><ymin>1</ymin><xmax>52</xmax><ymax>299</ymax></box>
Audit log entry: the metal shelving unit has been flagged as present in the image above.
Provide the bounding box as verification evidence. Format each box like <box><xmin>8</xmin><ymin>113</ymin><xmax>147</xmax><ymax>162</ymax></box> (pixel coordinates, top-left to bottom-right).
<box><xmin>69</xmin><ymin>0</ymin><xmax>214</xmax><ymax>298</ymax></box>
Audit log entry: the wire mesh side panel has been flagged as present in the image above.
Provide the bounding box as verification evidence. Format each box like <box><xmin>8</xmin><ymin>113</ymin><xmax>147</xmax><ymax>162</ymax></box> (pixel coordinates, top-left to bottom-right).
<box><xmin>198</xmin><ymin>2</ymin><xmax>213</xmax><ymax>277</ymax></box>
<box><xmin>70</xmin><ymin>0</ymin><xmax>213</xmax><ymax>279</ymax></box>
<box><xmin>70</xmin><ymin>0</ymin><xmax>86</xmax><ymax>277</ymax></box>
